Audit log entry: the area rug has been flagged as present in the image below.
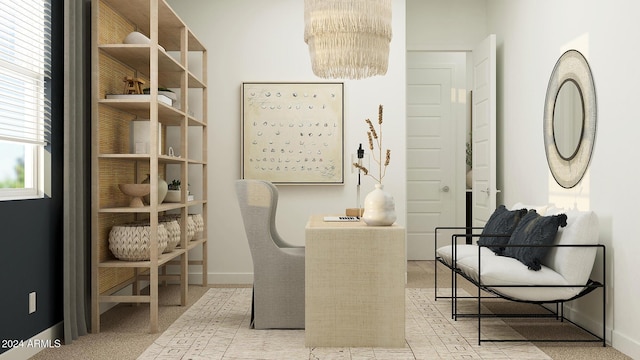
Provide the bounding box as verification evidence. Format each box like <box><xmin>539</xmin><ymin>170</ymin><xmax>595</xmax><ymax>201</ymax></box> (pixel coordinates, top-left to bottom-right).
<box><xmin>137</xmin><ymin>288</ymin><xmax>550</xmax><ymax>360</ymax></box>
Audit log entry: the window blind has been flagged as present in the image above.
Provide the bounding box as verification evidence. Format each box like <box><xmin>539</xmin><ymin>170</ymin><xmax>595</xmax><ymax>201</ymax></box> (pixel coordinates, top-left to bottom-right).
<box><xmin>0</xmin><ymin>0</ymin><xmax>52</xmax><ymax>146</ymax></box>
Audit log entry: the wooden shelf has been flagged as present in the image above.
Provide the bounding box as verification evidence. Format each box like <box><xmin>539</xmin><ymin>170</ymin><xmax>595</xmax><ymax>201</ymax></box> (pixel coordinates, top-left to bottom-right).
<box><xmin>187</xmin><ymin>30</ymin><xmax>206</xmax><ymax>52</ymax></box>
<box><xmin>99</xmin><ymin>45</ymin><xmax>206</xmax><ymax>89</ymax></box>
<box><xmin>98</xmin><ymin>153</ymin><xmax>188</xmax><ymax>164</ymax></box>
<box><xmin>98</xmin><ymin>248</ymin><xmax>187</xmax><ymax>268</ymax></box>
<box><xmin>188</xmin><ymin>116</ymin><xmax>206</xmax><ymax>126</ymax></box>
<box><xmin>186</xmin><ymin>199</ymin><xmax>207</xmax><ymax>207</ymax></box>
<box><xmin>187</xmin><ymin>158</ymin><xmax>206</xmax><ymax>165</ymax></box>
<box><xmin>99</xmin><ymin>0</ymin><xmax>206</xmax><ymax>52</ymax></box>
<box><xmin>100</xmin><ymin>0</ymin><xmax>185</xmax><ymax>50</ymax></box>
<box><xmin>98</xmin><ymin>202</ymin><xmax>184</xmax><ymax>213</ymax></box>
<box><xmin>91</xmin><ymin>0</ymin><xmax>208</xmax><ymax>334</ymax></box>
<box><xmin>99</xmin><ymin>44</ymin><xmax>186</xmax><ymax>87</ymax></box>
<box><xmin>186</xmin><ymin>238</ymin><xmax>207</xmax><ymax>251</ymax></box>
<box><xmin>98</xmin><ymin>99</ymin><xmax>185</xmax><ymax>124</ymax></box>
<box><xmin>188</xmin><ymin>71</ymin><xmax>206</xmax><ymax>88</ymax></box>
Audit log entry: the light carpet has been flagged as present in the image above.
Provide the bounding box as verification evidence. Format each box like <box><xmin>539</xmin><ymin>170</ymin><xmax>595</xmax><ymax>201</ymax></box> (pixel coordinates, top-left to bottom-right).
<box><xmin>137</xmin><ymin>288</ymin><xmax>550</xmax><ymax>360</ymax></box>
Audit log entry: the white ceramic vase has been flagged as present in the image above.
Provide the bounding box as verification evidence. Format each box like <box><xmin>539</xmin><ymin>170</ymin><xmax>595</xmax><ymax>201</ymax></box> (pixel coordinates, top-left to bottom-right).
<box><xmin>164</xmin><ymin>189</ymin><xmax>181</xmax><ymax>203</ymax></box>
<box><xmin>142</xmin><ymin>174</ymin><xmax>168</xmax><ymax>204</ymax></box>
<box><xmin>363</xmin><ymin>184</ymin><xmax>397</xmax><ymax>226</ymax></box>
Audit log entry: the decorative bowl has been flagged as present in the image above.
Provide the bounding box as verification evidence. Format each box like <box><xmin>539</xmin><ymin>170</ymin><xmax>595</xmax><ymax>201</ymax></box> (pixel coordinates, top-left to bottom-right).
<box><xmin>123</xmin><ymin>31</ymin><xmax>150</xmax><ymax>45</ymax></box>
<box><xmin>118</xmin><ymin>183</ymin><xmax>150</xmax><ymax>207</ymax></box>
<box><xmin>123</xmin><ymin>31</ymin><xmax>166</xmax><ymax>52</ymax></box>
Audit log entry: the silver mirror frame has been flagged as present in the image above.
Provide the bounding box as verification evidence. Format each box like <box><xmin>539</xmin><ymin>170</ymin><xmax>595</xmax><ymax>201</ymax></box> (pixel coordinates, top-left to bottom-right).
<box><xmin>543</xmin><ymin>50</ymin><xmax>597</xmax><ymax>188</ymax></box>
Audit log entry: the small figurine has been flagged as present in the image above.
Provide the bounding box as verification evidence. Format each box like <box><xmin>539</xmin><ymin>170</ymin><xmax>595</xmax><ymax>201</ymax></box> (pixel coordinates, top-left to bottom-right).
<box><xmin>123</xmin><ymin>76</ymin><xmax>145</xmax><ymax>94</ymax></box>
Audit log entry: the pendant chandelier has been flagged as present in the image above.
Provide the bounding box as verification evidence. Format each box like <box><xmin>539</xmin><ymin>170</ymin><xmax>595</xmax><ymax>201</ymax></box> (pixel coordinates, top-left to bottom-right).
<box><xmin>304</xmin><ymin>0</ymin><xmax>392</xmax><ymax>80</ymax></box>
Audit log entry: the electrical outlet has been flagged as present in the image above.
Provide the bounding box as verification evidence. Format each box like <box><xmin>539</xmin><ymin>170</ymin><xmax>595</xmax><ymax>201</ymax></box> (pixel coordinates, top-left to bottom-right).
<box><xmin>29</xmin><ymin>292</ymin><xmax>36</xmax><ymax>314</ymax></box>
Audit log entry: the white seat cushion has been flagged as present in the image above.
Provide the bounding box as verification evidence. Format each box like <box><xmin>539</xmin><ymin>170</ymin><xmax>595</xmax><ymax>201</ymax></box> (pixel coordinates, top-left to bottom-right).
<box><xmin>457</xmin><ymin>253</ymin><xmax>586</xmax><ymax>301</ymax></box>
<box><xmin>436</xmin><ymin>244</ymin><xmax>494</xmax><ymax>267</ymax></box>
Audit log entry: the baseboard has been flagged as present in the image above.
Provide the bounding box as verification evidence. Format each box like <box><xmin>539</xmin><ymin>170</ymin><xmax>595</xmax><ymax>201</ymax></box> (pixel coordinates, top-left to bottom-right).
<box><xmin>563</xmin><ymin>304</ymin><xmax>640</xmax><ymax>358</ymax></box>
<box><xmin>0</xmin><ymin>322</ymin><xmax>63</xmax><ymax>360</ymax></box>
<box><xmin>610</xmin><ymin>329</ymin><xmax>640</xmax><ymax>359</ymax></box>
<box><xmin>562</xmin><ymin>304</ymin><xmax>611</xmax><ymax>344</ymax></box>
<box><xmin>136</xmin><ymin>268</ymin><xmax>253</xmax><ymax>286</ymax></box>
<box><xmin>130</xmin><ymin>271</ymin><xmax>253</xmax><ymax>286</ymax></box>
<box><xmin>203</xmin><ymin>272</ymin><xmax>253</xmax><ymax>285</ymax></box>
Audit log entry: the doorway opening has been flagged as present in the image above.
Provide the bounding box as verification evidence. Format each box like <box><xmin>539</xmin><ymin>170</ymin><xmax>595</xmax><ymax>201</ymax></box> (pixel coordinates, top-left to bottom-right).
<box><xmin>406</xmin><ymin>51</ymin><xmax>471</xmax><ymax>260</ymax></box>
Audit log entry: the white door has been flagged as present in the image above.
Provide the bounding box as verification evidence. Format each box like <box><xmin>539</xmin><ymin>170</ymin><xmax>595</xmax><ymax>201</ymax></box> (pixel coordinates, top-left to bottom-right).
<box><xmin>406</xmin><ymin>52</ymin><xmax>465</xmax><ymax>260</ymax></box>
<box><xmin>472</xmin><ymin>35</ymin><xmax>497</xmax><ymax>225</ymax></box>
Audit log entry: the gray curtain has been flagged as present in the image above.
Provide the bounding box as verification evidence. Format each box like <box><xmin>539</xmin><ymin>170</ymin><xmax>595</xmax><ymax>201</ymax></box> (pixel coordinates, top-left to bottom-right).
<box><xmin>63</xmin><ymin>0</ymin><xmax>89</xmax><ymax>343</ymax></box>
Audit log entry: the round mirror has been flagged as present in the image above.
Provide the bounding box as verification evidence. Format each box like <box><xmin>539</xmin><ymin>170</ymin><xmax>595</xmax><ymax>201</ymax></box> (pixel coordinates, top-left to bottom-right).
<box><xmin>543</xmin><ymin>50</ymin><xmax>596</xmax><ymax>188</ymax></box>
<box><xmin>552</xmin><ymin>79</ymin><xmax>584</xmax><ymax>160</ymax></box>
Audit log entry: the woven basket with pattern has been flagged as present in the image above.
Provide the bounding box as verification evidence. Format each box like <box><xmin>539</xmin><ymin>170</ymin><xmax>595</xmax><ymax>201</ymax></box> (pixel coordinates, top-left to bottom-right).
<box><xmin>186</xmin><ymin>216</ymin><xmax>196</xmax><ymax>240</ymax></box>
<box><xmin>191</xmin><ymin>214</ymin><xmax>204</xmax><ymax>238</ymax></box>
<box><xmin>159</xmin><ymin>220</ymin><xmax>180</xmax><ymax>252</ymax></box>
<box><xmin>108</xmin><ymin>223</ymin><xmax>168</xmax><ymax>261</ymax></box>
<box><xmin>130</xmin><ymin>219</ymin><xmax>180</xmax><ymax>253</ymax></box>
<box><xmin>160</xmin><ymin>214</ymin><xmax>196</xmax><ymax>241</ymax></box>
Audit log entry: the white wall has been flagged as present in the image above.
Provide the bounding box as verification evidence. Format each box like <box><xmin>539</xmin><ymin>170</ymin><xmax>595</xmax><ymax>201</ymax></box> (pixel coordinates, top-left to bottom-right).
<box><xmin>487</xmin><ymin>0</ymin><xmax>640</xmax><ymax>357</ymax></box>
<box><xmin>167</xmin><ymin>0</ymin><xmax>406</xmax><ymax>283</ymax></box>
<box><xmin>407</xmin><ymin>0</ymin><xmax>487</xmax><ymax>51</ymax></box>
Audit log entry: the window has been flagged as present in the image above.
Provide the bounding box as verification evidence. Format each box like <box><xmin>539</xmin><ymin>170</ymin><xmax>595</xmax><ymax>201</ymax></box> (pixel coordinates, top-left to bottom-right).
<box><xmin>0</xmin><ymin>0</ymin><xmax>51</xmax><ymax>200</ymax></box>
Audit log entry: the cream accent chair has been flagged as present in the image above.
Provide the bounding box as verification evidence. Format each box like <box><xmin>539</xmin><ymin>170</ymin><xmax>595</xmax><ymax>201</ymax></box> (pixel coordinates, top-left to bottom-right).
<box><xmin>235</xmin><ymin>179</ymin><xmax>305</xmax><ymax>329</ymax></box>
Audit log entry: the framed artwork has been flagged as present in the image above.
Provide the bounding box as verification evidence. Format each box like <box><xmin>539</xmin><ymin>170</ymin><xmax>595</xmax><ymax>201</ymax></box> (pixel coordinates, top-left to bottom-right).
<box><xmin>241</xmin><ymin>82</ymin><xmax>344</xmax><ymax>184</ymax></box>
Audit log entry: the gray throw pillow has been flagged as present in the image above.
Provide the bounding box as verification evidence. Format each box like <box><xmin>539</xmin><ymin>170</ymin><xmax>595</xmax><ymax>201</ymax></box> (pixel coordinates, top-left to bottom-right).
<box><xmin>504</xmin><ymin>210</ymin><xmax>568</xmax><ymax>271</ymax></box>
<box><xmin>478</xmin><ymin>205</ymin><xmax>528</xmax><ymax>255</ymax></box>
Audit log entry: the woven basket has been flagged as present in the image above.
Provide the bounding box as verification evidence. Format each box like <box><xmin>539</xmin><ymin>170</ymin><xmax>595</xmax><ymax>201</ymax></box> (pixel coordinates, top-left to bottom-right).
<box><xmin>190</xmin><ymin>213</ymin><xmax>204</xmax><ymax>238</ymax></box>
<box><xmin>186</xmin><ymin>215</ymin><xmax>196</xmax><ymax>241</ymax></box>
<box><xmin>108</xmin><ymin>223</ymin><xmax>168</xmax><ymax>261</ymax></box>
<box><xmin>129</xmin><ymin>219</ymin><xmax>179</xmax><ymax>253</ymax></box>
<box><xmin>160</xmin><ymin>214</ymin><xmax>196</xmax><ymax>241</ymax></box>
<box><xmin>159</xmin><ymin>220</ymin><xmax>180</xmax><ymax>252</ymax></box>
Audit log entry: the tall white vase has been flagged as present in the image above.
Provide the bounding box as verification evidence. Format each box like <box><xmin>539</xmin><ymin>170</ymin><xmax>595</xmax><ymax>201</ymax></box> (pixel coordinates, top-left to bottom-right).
<box><xmin>363</xmin><ymin>184</ymin><xmax>397</xmax><ymax>226</ymax></box>
<box><xmin>142</xmin><ymin>174</ymin><xmax>168</xmax><ymax>204</ymax></box>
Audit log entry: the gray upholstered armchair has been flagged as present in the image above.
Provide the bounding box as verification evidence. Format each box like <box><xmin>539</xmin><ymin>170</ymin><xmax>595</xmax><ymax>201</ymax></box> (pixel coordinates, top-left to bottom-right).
<box><xmin>235</xmin><ymin>179</ymin><xmax>305</xmax><ymax>329</ymax></box>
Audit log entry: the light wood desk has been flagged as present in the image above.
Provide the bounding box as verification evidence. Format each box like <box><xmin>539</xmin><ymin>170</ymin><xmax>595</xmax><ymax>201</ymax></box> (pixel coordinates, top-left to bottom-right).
<box><xmin>304</xmin><ymin>215</ymin><xmax>406</xmax><ymax>347</ymax></box>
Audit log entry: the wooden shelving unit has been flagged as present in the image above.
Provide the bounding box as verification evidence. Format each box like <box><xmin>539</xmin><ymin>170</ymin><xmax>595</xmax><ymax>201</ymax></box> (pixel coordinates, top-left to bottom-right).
<box><xmin>91</xmin><ymin>0</ymin><xmax>207</xmax><ymax>333</ymax></box>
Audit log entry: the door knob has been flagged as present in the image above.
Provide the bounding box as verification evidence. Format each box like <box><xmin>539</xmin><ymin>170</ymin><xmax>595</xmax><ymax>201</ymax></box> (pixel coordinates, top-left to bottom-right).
<box><xmin>480</xmin><ymin>188</ymin><xmax>490</xmax><ymax>196</ymax></box>
<box><xmin>441</xmin><ymin>186</ymin><xmax>450</xmax><ymax>192</ymax></box>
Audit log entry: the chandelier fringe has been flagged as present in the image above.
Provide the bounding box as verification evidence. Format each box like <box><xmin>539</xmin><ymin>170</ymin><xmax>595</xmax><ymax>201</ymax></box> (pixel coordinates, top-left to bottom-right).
<box><xmin>304</xmin><ymin>0</ymin><xmax>392</xmax><ymax>79</ymax></box>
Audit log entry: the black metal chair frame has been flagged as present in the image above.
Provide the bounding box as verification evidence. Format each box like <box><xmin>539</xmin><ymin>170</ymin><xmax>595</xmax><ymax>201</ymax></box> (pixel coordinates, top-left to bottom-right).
<box><xmin>434</xmin><ymin>226</ymin><xmax>606</xmax><ymax>346</ymax></box>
